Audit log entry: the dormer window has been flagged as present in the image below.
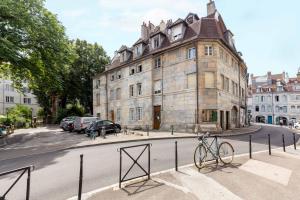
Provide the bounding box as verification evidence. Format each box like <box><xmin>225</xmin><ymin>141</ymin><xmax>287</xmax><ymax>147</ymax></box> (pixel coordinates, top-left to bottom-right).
<box><xmin>153</xmin><ymin>37</ymin><xmax>160</xmax><ymax>48</ymax></box>
<box><xmin>121</xmin><ymin>52</ymin><xmax>126</xmax><ymax>62</ymax></box>
<box><xmin>171</xmin><ymin>25</ymin><xmax>183</xmax><ymax>41</ymax></box>
<box><xmin>135</xmin><ymin>44</ymin><xmax>142</xmax><ymax>57</ymax></box>
<box><xmin>129</xmin><ymin>67</ymin><xmax>135</xmax><ymax>75</ymax></box>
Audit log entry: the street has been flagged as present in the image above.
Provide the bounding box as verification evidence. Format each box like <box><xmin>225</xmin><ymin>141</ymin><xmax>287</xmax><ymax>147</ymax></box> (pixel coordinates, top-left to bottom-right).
<box><xmin>0</xmin><ymin>125</ymin><xmax>299</xmax><ymax>200</ymax></box>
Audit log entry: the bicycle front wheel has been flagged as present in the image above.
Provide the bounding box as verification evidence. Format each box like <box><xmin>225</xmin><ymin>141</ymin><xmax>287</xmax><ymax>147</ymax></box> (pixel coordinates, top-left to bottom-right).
<box><xmin>218</xmin><ymin>142</ymin><xmax>234</xmax><ymax>164</ymax></box>
<box><xmin>194</xmin><ymin>145</ymin><xmax>207</xmax><ymax>169</ymax></box>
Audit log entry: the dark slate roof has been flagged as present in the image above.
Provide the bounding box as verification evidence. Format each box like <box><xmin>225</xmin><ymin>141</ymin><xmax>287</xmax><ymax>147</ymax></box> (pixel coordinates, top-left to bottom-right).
<box><xmin>133</xmin><ymin>38</ymin><xmax>146</xmax><ymax>46</ymax></box>
<box><xmin>106</xmin><ymin>11</ymin><xmax>244</xmax><ymax>72</ymax></box>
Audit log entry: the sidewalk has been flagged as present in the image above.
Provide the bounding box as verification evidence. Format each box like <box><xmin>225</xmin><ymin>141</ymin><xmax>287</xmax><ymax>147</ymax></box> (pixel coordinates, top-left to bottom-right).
<box><xmin>70</xmin><ymin>146</ymin><xmax>300</xmax><ymax>200</ymax></box>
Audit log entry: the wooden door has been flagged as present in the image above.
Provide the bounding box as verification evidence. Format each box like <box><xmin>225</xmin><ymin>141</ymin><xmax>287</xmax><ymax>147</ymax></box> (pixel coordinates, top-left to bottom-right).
<box><xmin>153</xmin><ymin>106</ymin><xmax>161</xmax><ymax>130</ymax></box>
<box><xmin>110</xmin><ymin>110</ymin><xmax>115</xmax><ymax>123</ymax></box>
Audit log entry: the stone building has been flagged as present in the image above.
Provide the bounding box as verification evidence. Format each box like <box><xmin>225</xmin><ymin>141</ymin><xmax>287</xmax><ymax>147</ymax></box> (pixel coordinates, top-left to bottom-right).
<box><xmin>0</xmin><ymin>78</ymin><xmax>40</xmax><ymax>116</ymax></box>
<box><xmin>93</xmin><ymin>1</ymin><xmax>248</xmax><ymax>132</ymax></box>
<box><xmin>248</xmin><ymin>70</ymin><xmax>300</xmax><ymax>125</ymax></box>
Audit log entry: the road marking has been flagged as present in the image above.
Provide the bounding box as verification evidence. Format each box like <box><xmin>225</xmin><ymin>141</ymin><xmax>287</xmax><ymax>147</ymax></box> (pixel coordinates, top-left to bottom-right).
<box><xmin>176</xmin><ymin>168</ymin><xmax>242</xmax><ymax>200</ymax></box>
<box><xmin>239</xmin><ymin>159</ymin><xmax>291</xmax><ymax>186</ymax></box>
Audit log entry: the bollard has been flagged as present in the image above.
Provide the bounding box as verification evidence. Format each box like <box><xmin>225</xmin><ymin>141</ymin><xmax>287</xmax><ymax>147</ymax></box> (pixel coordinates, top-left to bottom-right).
<box><xmin>26</xmin><ymin>167</ymin><xmax>31</xmax><ymax>200</ymax></box>
<box><xmin>147</xmin><ymin>125</ymin><xmax>149</xmax><ymax>137</ymax></box>
<box><xmin>78</xmin><ymin>154</ymin><xmax>83</xmax><ymax>200</ymax></box>
<box><xmin>102</xmin><ymin>127</ymin><xmax>106</xmax><ymax>139</ymax></box>
<box><xmin>282</xmin><ymin>134</ymin><xmax>286</xmax><ymax>152</ymax></box>
<box><xmin>268</xmin><ymin>134</ymin><xmax>271</xmax><ymax>155</ymax></box>
<box><xmin>249</xmin><ymin>135</ymin><xmax>252</xmax><ymax>159</ymax></box>
<box><xmin>175</xmin><ymin>141</ymin><xmax>178</xmax><ymax>171</ymax></box>
<box><xmin>171</xmin><ymin>125</ymin><xmax>174</xmax><ymax>135</ymax></box>
<box><xmin>293</xmin><ymin>133</ymin><xmax>297</xmax><ymax>150</ymax></box>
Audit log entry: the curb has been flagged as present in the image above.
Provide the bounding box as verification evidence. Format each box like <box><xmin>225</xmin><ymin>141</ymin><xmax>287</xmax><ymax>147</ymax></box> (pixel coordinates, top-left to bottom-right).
<box><xmin>0</xmin><ymin>126</ymin><xmax>262</xmax><ymax>162</ymax></box>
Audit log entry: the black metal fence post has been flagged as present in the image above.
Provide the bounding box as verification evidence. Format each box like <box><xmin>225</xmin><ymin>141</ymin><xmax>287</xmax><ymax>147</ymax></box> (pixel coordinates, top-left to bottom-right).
<box><xmin>147</xmin><ymin>125</ymin><xmax>149</xmax><ymax>136</ymax></box>
<box><xmin>171</xmin><ymin>125</ymin><xmax>174</xmax><ymax>135</ymax></box>
<box><xmin>282</xmin><ymin>134</ymin><xmax>286</xmax><ymax>152</ymax></box>
<box><xmin>249</xmin><ymin>135</ymin><xmax>252</xmax><ymax>159</ymax></box>
<box><xmin>268</xmin><ymin>134</ymin><xmax>271</xmax><ymax>155</ymax></box>
<box><xmin>148</xmin><ymin>144</ymin><xmax>151</xmax><ymax>180</ymax></box>
<box><xmin>119</xmin><ymin>149</ymin><xmax>122</xmax><ymax>188</ymax></box>
<box><xmin>175</xmin><ymin>141</ymin><xmax>178</xmax><ymax>171</ymax></box>
<box><xmin>78</xmin><ymin>154</ymin><xmax>83</xmax><ymax>200</ymax></box>
<box><xmin>293</xmin><ymin>133</ymin><xmax>297</xmax><ymax>150</ymax></box>
<box><xmin>26</xmin><ymin>167</ymin><xmax>31</xmax><ymax>200</ymax></box>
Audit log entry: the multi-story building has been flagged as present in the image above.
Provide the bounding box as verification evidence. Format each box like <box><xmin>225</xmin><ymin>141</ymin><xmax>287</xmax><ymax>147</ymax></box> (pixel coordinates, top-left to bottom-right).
<box><xmin>0</xmin><ymin>79</ymin><xmax>40</xmax><ymax>116</ymax></box>
<box><xmin>248</xmin><ymin>70</ymin><xmax>300</xmax><ymax>125</ymax></box>
<box><xmin>93</xmin><ymin>1</ymin><xmax>248</xmax><ymax>132</ymax></box>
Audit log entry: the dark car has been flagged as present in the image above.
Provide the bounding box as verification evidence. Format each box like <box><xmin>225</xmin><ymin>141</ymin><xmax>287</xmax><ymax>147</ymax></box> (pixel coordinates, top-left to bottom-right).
<box><xmin>60</xmin><ymin>116</ymin><xmax>76</xmax><ymax>132</ymax></box>
<box><xmin>86</xmin><ymin>120</ymin><xmax>121</xmax><ymax>137</ymax></box>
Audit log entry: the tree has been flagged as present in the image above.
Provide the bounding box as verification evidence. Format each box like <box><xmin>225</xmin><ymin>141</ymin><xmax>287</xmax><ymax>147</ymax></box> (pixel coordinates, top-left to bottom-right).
<box><xmin>62</xmin><ymin>39</ymin><xmax>109</xmax><ymax>114</ymax></box>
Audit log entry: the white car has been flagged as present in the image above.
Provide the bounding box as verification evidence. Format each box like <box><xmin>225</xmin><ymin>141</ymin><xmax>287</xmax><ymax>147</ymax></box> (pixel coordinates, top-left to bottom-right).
<box><xmin>294</xmin><ymin>122</ymin><xmax>300</xmax><ymax>129</ymax></box>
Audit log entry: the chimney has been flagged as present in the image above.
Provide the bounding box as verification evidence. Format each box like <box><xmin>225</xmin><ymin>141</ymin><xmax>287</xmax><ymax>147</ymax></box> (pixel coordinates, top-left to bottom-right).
<box><xmin>141</xmin><ymin>22</ymin><xmax>148</xmax><ymax>40</ymax></box>
<box><xmin>159</xmin><ymin>20</ymin><xmax>166</xmax><ymax>32</ymax></box>
<box><xmin>148</xmin><ymin>21</ymin><xmax>155</xmax><ymax>33</ymax></box>
<box><xmin>207</xmin><ymin>0</ymin><xmax>216</xmax><ymax>16</ymax></box>
<box><xmin>297</xmin><ymin>67</ymin><xmax>300</xmax><ymax>81</ymax></box>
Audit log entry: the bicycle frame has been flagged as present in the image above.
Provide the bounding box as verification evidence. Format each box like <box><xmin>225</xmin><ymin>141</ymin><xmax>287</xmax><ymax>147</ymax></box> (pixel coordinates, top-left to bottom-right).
<box><xmin>200</xmin><ymin>135</ymin><xmax>219</xmax><ymax>159</ymax></box>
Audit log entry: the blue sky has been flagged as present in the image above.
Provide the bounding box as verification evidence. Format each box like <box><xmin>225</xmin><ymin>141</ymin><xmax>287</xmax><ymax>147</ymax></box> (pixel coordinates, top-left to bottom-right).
<box><xmin>45</xmin><ymin>0</ymin><xmax>300</xmax><ymax>77</ymax></box>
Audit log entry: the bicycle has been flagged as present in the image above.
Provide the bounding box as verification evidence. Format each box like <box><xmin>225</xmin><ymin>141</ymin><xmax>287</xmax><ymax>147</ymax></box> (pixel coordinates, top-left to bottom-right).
<box><xmin>194</xmin><ymin>132</ymin><xmax>234</xmax><ymax>169</ymax></box>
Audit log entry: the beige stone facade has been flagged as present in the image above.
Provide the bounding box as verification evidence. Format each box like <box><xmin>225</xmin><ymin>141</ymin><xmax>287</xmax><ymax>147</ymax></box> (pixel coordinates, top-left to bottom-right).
<box><xmin>93</xmin><ymin>1</ymin><xmax>247</xmax><ymax>132</ymax></box>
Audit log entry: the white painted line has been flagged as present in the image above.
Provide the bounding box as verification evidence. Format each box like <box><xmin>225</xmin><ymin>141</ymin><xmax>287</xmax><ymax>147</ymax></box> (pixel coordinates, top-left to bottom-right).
<box><xmin>239</xmin><ymin>159</ymin><xmax>292</xmax><ymax>186</ymax></box>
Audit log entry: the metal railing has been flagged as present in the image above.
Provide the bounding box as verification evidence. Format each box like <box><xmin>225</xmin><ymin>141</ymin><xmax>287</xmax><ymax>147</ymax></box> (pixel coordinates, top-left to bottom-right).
<box><xmin>0</xmin><ymin>165</ymin><xmax>34</xmax><ymax>200</ymax></box>
<box><xmin>118</xmin><ymin>143</ymin><xmax>151</xmax><ymax>188</ymax></box>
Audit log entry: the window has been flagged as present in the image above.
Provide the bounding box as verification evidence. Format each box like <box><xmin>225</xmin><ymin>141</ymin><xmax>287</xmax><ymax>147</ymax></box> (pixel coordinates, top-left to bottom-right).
<box><xmin>135</xmin><ymin>45</ymin><xmax>142</xmax><ymax>56</ymax></box>
<box><xmin>129</xmin><ymin>85</ymin><xmax>134</xmax><ymax>97</ymax></box>
<box><xmin>283</xmin><ymin>106</ymin><xmax>287</xmax><ymax>113</ymax></box>
<box><xmin>129</xmin><ymin>108</ymin><xmax>135</xmax><ymax>121</ymax></box>
<box><xmin>136</xmin><ymin>107</ymin><xmax>143</xmax><ymax>121</ymax></box>
<box><xmin>187</xmin><ymin>47</ymin><xmax>196</xmax><ymax>59</ymax></box>
<box><xmin>232</xmin><ymin>81</ymin><xmax>235</xmax><ymax>95</ymax></box>
<box><xmin>96</xmin><ymin>80</ymin><xmax>100</xmax><ymax>88</ymax></box>
<box><xmin>204</xmin><ymin>45</ymin><xmax>213</xmax><ymax>56</ymax></box>
<box><xmin>225</xmin><ymin>77</ymin><xmax>229</xmax><ymax>92</ymax></box>
<box><xmin>130</xmin><ymin>67</ymin><xmax>135</xmax><ymax>75</ymax></box>
<box><xmin>267</xmin><ymin>105</ymin><xmax>272</xmax><ymax>112</ymax></box>
<box><xmin>117</xmin><ymin>71</ymin><xmax>122</xmax><ymax>79</ymax></box>
<box><xmin>275</xmin><ymin>106</ymin><xmax>279</xmax><ymax>112</ymax></box>
<box><xmin>255</xmin><ymin>106</ymin><xmax>259</xmax><ymax>112</ymax></box>
<box><xmin>96</xmin><ymin>94</ymin><xmax>100</xmax><ymax>105</ymax></box>
<box><xmin>219</xmin><ymin>48</ymin><xmax>224</xmax><ymax>60</ymax></box>
<box><xmin>261</xmin><ymin>105</ymin><xmax>265</xmax><ymax>112</ymax></box>
<box><xmin>255</xmin><ymin>96</ymin><xmax>259</xmax><ymax>102</ymax></box>
<box><xmin>277</xmin><ymin>86</ymin><xmax>283</xmax><ymax>92</ymax></box>
<box><xmin>261</xmin><ymin>96</ymin><xmax>264</xmax><ymax>102</ymax></box>
<box><xmin>187</xmin><ymin>73</ymin><xmax>196</xmax><ymax>89</ymax></box>
<box><xmin>5</xmin><ymin>96</ymin><xmax>14</xmax><ymax>103</ymax></box>
<box><xmin>275</xmin><ymin>95</ymin><xmax>279</xmax><ymax>102</ymax></box>
<box><xmin>116</xmin><ymin>88</ymin><xmax>121</xmax><ymax>100</ymax></box>
<box><xmin>154</xmin><ymin>57</ymin><xmax>161</xmax><ymax>68</ymax></box>
<box><xmin>137</xmin><ymin>65</ymin><xmax>142</xmax><ymax>73</ymax></box>
<box><xmin>220</xmin><ymin>74</ymin><xmax>225</xmax><ymax>90</ymax></box>
<box><xmin>116</xmin><ymin>109</ymin><xmax>121</xmax><ymax>121</ymax></box>
<box><xmin>202</xmin><ymin>110</ymin><xmax>217</xmax><ymax>122</ymax></box>
<box><xmin>5</xmin><ymin>84</ymin><xmax>9</xmax><ymax>91</ymax></box>
<box><xmin>110</xmin><ymin>90</ymin><xmax>114</xmax><ymax>100</ymax></box>
<box><xmin>111</xmin><ymin>74</ymin><xmax>115</xmax><ymax>81</ymax></box>
<box><xmin>204</xmin><ymin>72</ymin><xmax>215</xmax><ymax>88</ymax></box>
<box><xmin>23</xmin><ymin>98</ymin><xmax>31</xmax><ymax>104</ymax></box>
<box><xmin>153</xmin><ymin>37</ymin><xmax>159</xmax><ymax>48</ymax></box>
<box><xmin>154</xmin><ymin>80</ymin><xmax>162</xmax><ymax>94</ymax></box>
<box><xmin>137</xmin><ymin>83</ymin><xmax>142</xmax><ymax>96</ymax></box>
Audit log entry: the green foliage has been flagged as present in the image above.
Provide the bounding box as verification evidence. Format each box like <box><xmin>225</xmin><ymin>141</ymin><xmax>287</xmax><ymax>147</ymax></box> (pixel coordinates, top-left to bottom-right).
<box><xmin>55</xmin><ymin>103</ymin><xmax>85</xmax><ymax>123</ymax></box>
<box><xmin>5</xmin><ymin>105</ymin><xmax>32</xmax><ymax>127</ymax></box>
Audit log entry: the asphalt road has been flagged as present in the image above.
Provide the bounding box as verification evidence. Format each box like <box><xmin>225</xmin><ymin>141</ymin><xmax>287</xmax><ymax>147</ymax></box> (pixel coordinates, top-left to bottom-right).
<box><xmin>0</xmin><ymin>125</ymin><xmax>298</xmax><ymax>200</ymax></box>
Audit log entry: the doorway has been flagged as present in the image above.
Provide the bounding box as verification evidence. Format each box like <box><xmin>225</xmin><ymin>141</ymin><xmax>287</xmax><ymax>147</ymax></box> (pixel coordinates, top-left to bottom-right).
<box><xmin>226</xmin><ymin>111</ymin><xmax>230</xmax><ymax>130</ymax></box>
<box><xmin>268</xmin><ymin>116</ymin><xmax>272</xmax><ymax>124</ymax></box>
<box><xmin>220</xmin><ymin>111</ymin><xmax>224</xmax><ymax>130</ymax></box>
<box><xmin>153</xmin><ymin>106</ymin><xmax>161</xmax><ymax>130</ymax></box>
<box><xmin>110</xmin><ymin>110</ymin><xmax>115</xmax><ymax>122</ymax></box>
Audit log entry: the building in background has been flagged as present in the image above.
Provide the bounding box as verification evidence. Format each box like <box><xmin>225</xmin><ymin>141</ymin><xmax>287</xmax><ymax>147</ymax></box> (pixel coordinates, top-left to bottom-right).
<box><xmin>248</xmin><ymin>70</ymin><xmax>300</xmax><ymax>125</ymax></box>
<box><xmin>0</xmin><ymin>79</ymin><xmax>40</xmax><ymax>116</ymax></box>
<box><xmin>93</xmin><ymin>1</ymin><xmax>248</xmax><ymax>132</ymax></box>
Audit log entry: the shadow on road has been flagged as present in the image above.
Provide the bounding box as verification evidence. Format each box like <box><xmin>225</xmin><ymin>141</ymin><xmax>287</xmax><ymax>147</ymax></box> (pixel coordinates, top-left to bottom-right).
<box><xmin>122</xmin><ymin>179</ymin><xmax>164</xmax><ymax>196</ymax></box>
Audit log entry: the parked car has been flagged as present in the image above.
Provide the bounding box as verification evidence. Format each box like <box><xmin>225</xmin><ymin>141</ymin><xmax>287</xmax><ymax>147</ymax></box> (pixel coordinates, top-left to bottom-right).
<box><xmin>294</xmin><ymin>122</ymin><xmax>300</xmax><ymax>129</ymax></box>
<box><xmin>73</xmin><ymin>117</ymin><xmax>98</xmax><ymax>133</ymax></box>
<box><xmin>85</xmin><ymin>120</ymin><xmax>121</xmax><ymax>137</ymax></box>
<box><xmin>60</xmin><ymin>116</ymin><xmax>76</xmax><ymax>131</ymax></box>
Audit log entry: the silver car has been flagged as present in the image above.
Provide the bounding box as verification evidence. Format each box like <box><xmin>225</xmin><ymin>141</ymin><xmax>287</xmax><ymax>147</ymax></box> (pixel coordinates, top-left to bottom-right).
<box><xmin>73</xmin><ymin>117</ymin><xmax>98</xmax><ymax>133</ymax></box>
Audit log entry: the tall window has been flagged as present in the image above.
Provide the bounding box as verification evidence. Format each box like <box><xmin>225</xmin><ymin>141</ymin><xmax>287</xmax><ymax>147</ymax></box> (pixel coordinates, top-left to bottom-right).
<box><xmin>137</xmin><ymin>83</ymin><xmax>142</xmax><ymax>96</ymax></box>
<box><xmin>136</xmin><ymin>107</ymin><xmax>143</xmax><ymax>121</ymax></box>
<box><xmin>225</xmin><ymin>77</ymin><xmax>229</xmax><ymax>92</ymax></box>
<box><xmin>220</xmin><ymin>74</ymin><xmax>225</xmax><ymax>90</ymax></box>
<box><xmin>110</xmin><ymin>90</ymin><xmax>114</xmax><ymax>100</ymax></box>
<box><xmin>129</xmin><ymin>85</ymin><xmax>134</xmax><ymax>97</ymax></box>
<box><xmin>129</xmin><ymin>108</ymin><xmax>135</xmax><ymax>121</ymax></box>
<box><xmin>154</xmin><ymin>57</ymin><xmax>161</xmax><ymax>68</ymax></box>
<box><xmin>137</xmin><ymin>65</ymin><xmax>142</xmax><ymax>73</ymax></box>
<box><xmin>153</xmin><ymin>37</ymin><xmax>159</xmax><ymax>48</ymax></box>
<box><xmin>204</xmin><ymin>72</ymin><xmax>215</xmax><ymax>88</ymax></box>
<box><xmin>261</xmin><ymin>96</ymin><xmax>264</xmax><ymax>102</ymax></box>
<box><xmin>232</xmin><ymin>81</ymin><xmax>235</xmax><ymax>95</ymax></box>
<box><xmin>116</xmin><ymin>88</ymin><xmax>121</xmax><ymax>100</ymax></box>
<box><xmin>202</xmin><ymin>110</ymin><xmax>217</xmax><ymax>122</ymax></box>
<box><xmin>219</xmin><ymin>48</ymin><xmax>224</xmax><ymax>60</ymax></box>
<box><xmin>116</xmin><ymin>109</ymin><xmax>121</xmax><ymax>121</ymax></box>
<box><xmin>154</xmin><ymin>80</ymin><xmax>162</xmax><ymax>94</ymax></box>
<box><xmin>204</xmin><ymin>45</ymin><xmax>213</xmax><ymax>56</ymax></box>
<box><xmin>135</xmin><ymin>45</ymin><xmax>142</xmax><ymax>56</ymax></box>
<box><xmin>96</xmin><ymin>80</ymin><xmax>100</xmax><ymax>88</ymax></box>
<box><xmin>275</xmin><ymin>95</ymin><xmax>279</xmax><ymax>102</ymax></box>
<box><xmin>261</xmin><ymin>105</ymin><xmax>265</xmax><ymax>112</ymax></box>
<box><xmin>187</xmin><ymin>47</ymin><xmax>196</xmax><ymax>59</ymax></box>
<box><xmin>5</xmin><ymin>96</ymin><xmax>14</xmax><ymax>103</ymax></box>
<box><xmin>255</xmin><ymin>106</ymin><xmax>259</xmax><ymax>112</ymax></box>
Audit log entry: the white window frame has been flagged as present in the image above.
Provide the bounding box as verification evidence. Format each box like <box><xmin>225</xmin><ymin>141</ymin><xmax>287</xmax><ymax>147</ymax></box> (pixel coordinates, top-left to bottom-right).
<box><xmin>136</xmin><ymin>107</ymin><xmax>143</xmax><ymax>121</ymax></box>
<box><xmin>205</xmin><ymin>45</ymin><xmax>213</xmax><ymax>56</ymax></box>
<box><xmin>187</xmin><ymin>47</ymin><xmax>196</xmax><ymax>59</ymax></box>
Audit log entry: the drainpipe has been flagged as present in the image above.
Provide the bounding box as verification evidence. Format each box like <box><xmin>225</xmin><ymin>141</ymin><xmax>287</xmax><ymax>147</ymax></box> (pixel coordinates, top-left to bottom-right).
<box><xmin>238</xmin><ymin>63</ymin><xmax>241</xmax><ymax>128</ymax></box>
<box><xmin>105</xmin><ymin>73</ymin><xmax>108</xmax><ymax>120</ymax></box>
<box><xmin>194</xmin><ymin>42</ymin><xmax>199</xmax><ymax>125</ymax></box>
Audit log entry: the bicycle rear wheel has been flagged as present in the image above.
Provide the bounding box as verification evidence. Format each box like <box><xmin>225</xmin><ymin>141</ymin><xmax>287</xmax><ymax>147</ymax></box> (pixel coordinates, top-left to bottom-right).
<box><xmin>194</xmin><ymin>145</ymin><xmax>207</xmax><ymax>169</ymax></box>
<box><xmin>218</xmin><ymin>142</ymin><xmax>234</xmax><ymax>164</ymax></box>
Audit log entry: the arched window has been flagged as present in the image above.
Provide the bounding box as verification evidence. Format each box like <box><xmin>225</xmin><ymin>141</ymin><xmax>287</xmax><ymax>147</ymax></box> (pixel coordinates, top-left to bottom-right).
<box><xmin>261</xmin><ymin>105</ymin><xmax>265</xmax><ymax>112</ymax></box>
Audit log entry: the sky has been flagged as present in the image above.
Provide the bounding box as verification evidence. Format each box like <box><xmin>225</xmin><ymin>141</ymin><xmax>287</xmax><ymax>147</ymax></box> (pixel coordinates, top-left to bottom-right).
<box><xmin>45</xmin><ymin>0</ymin><xmax>300</xmax><ymax>77</ymax></box>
